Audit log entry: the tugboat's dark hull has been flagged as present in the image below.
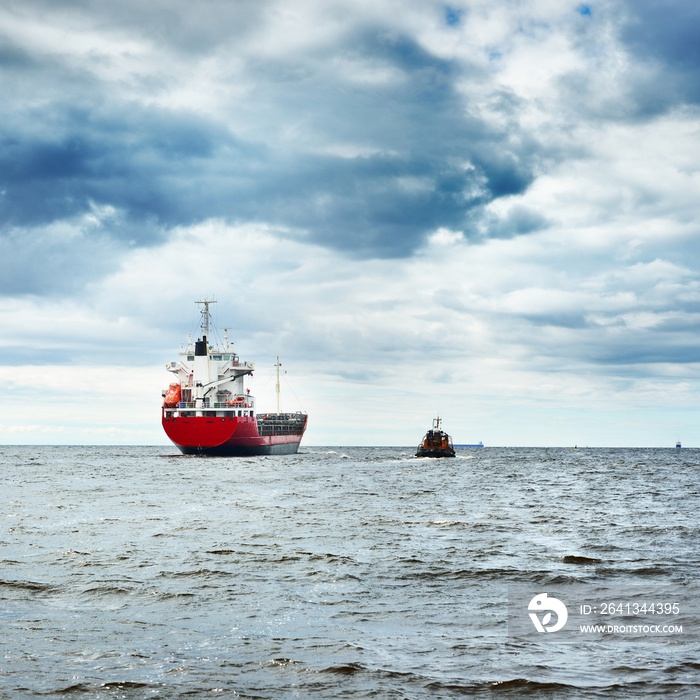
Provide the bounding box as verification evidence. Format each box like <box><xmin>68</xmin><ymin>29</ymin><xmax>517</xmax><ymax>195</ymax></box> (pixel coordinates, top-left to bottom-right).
<box><xmin>416</xmin><ymin>447</ymin><xmax>455</xmax><ymax>458</ymax></box>
<box><xmin>416</xmin><ymin>450</ymin><xmax>455</xmax><ymax>457</ymax></box>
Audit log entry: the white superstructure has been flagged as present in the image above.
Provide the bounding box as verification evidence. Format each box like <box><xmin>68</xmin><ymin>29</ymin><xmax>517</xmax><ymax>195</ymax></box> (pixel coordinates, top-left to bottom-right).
<box><xmin>163</xmin><ymin>300</ymin><xmax>255</xmax><ymax>418</ymax></box>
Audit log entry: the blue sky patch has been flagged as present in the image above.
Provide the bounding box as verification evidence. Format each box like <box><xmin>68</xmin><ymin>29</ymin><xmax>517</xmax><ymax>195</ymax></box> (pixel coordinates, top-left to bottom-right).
<box><xmin>445</xmin><ymin>6</ymin><xmax>463</xmax><ymax>26</ymax></box>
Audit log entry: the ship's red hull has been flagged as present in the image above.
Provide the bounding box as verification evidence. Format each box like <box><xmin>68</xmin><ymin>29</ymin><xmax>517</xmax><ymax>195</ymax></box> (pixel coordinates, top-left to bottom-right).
<box><xmin>162</xmin><ymin>413</ymin><xmax>306</xmax><ymax>456</ymax></box>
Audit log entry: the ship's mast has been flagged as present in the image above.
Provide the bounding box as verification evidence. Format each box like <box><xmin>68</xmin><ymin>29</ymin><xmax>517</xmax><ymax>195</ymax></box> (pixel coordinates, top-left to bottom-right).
<box><xmin>195</xmin><ymin>298</ymin><xmax>216</xmax><ymax>338</ymax></box>
<box><xmin>275</xmin><ymin>356</ymin><xmax>281</xmax><ymax>414</ymax></box>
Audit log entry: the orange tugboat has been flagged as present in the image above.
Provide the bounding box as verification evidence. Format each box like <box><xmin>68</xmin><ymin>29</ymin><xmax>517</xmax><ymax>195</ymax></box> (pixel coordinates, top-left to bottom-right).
<box><xmin>415</xmin><ymin>417</ymin><xmax>455</xmax><ymax>458</ymax></box>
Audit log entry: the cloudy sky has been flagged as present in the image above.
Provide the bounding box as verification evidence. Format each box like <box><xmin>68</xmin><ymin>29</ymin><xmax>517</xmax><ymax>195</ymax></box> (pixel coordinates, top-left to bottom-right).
<box><xmin>1</xmin><ymin>0</ymin><xmax>699</xmax><ymax>447</ymax></box>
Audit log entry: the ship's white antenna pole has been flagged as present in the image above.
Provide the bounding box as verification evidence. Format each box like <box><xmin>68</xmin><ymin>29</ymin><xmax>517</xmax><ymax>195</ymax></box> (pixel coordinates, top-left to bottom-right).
<box><xmin>195</xmin><ymin>298</ymin><xmax>216</xmax><ymax>338</ymax></box>
<box><xmin>275</xmin><ymin>356</ymin><xmax>281</xmax><ymax>414</ymax></box>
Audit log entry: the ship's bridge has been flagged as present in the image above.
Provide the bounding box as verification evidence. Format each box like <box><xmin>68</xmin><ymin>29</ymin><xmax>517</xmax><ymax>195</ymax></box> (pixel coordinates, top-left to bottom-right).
<box><xmin>163</xmin><ymin>332</ymin><xmax>256</xmax><ymax>419</ymax></box>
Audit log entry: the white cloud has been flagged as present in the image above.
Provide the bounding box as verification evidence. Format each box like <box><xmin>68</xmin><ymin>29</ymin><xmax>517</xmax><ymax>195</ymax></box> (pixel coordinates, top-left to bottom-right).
<box><xmin>0</xmin><ymin>365</ymin><xmax>164</xmax><ymax>445</ymax></box>
<box><xmin>3</xmin><ymin>206</ymin><xmax>696</xmax><ymax>446</ymax></box>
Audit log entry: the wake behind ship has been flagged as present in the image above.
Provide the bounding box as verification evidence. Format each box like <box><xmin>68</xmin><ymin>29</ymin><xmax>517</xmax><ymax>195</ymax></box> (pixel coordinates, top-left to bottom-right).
<box><xmin>162</xmin><ymin>300</ymin><xmax>308</xmax><ymax>456</ymax></box>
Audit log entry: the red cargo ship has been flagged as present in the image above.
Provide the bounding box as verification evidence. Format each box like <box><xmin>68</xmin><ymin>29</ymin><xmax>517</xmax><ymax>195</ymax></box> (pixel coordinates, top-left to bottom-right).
<box><xmin>162</xmin><ymin>300</ymin><xmax>307</xmax><ymax>455</ymax></box>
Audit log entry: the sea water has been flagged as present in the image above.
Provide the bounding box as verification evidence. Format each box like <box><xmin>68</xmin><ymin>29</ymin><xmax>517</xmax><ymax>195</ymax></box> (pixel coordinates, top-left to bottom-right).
<box><xmin>0</xmin><ymin>445</ymin><xmax>698</xmax><ymax>698</ymax></box>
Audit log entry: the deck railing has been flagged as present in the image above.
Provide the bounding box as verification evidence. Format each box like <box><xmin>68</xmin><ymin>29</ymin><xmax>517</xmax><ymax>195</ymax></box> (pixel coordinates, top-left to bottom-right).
<box><xmin>257</xmin><ymin>412</ymin><xmax>308</xmax><ymax>436</ymax></box>
<box><xmin>164</xmin><ymin>401</ymin><xmax>253</xmax><ymax>410</ymax></box>
<box><xmin>162</xmin><ymin>405</ymin><xmax>307</xmax><ymax>427</ymax></box>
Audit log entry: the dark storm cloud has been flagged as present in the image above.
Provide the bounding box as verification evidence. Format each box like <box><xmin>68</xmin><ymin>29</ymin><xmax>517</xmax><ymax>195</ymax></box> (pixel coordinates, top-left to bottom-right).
<box><xmin>0</xmin><ymin>38</ymin><xmax>35</xmax><ymax>69</ymax></box>
<box><xmin>241</xmin><ymin>29</ymin><xmax>540</xmax><ymax>253</ymax></box>
<box><xmin>483</xmin><ymin>205</ymin><xmax>549</xmax><ymax>239</ymax></box>
<box><xmin>3</xmin><ymin>0</ymin><xmax>697</xmax><ymax>299</ymax></box>
<box><xmin>0</xmin><ymin>105</ymin><xmax>239</xmax><ymax>232</ymax></box>
<box><xmin>0</xmin><ymin>18</ymin><xmax>541</xmax><ymax>271</ymax></box>
<box><xmin>613</xmin><ymin>0</ymin><xmax>700</xmax><ymax>113</ymax></box>
<box><xmin>556</xmin><ymin>0</ymin><xmax>700</xmax><ymax>120</ymax></box>
<box><xmin>620</xmin><ymin>0</ymin><xmax>700</xmax><ymax>79</ymax></box>
<box><xmin>592</xmin><ymin>333</ymin><xmax>700</xmax><ymax>366</ymax></box>
<box><xmin>0</xmin><ymin>227</ymin><xmax>119</xmax><ymax>296</ymax></box>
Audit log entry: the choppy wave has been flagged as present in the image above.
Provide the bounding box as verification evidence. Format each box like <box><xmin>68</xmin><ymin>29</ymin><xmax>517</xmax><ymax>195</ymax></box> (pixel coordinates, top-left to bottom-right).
<box><xmin>0</xmin><ymin>445</ymin><xmax>697</xmax><ymax>698</ymax></box>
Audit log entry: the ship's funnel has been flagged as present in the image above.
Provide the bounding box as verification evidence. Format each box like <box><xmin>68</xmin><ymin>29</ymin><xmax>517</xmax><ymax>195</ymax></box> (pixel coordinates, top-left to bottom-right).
<box><xmin>195</xmin><ymin>336</ymin><xmax>208</xmax><ymax>356</ymax></box>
